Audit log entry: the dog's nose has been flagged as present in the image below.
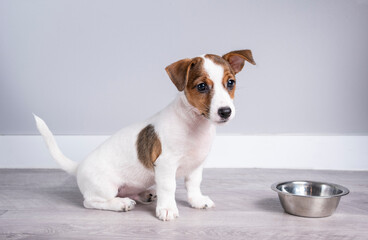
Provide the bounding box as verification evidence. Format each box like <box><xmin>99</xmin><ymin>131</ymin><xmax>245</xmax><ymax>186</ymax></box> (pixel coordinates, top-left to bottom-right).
<box><xmin>218</xmin><ymin>107</ymin><xmax>232</xmax><ymax>119</ymax></box>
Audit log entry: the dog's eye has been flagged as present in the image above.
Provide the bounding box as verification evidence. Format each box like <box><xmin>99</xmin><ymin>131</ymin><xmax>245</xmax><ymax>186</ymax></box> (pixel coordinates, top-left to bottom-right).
<box><xmin>197</xmin><ymin>83</ymin><xmax>209</xmax><ymax>93</ymax></box>
<box><xmin>227</xmin><ymin>79</ymin><xmax>236</xmax><ymax>90</ymax></box>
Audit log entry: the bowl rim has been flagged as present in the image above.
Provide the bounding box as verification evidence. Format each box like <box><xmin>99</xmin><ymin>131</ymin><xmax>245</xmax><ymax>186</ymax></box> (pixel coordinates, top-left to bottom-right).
<box><xmin>271</xmin><ymin>180</ymin><xmax>350</xmax><ymax>198</ymax></box>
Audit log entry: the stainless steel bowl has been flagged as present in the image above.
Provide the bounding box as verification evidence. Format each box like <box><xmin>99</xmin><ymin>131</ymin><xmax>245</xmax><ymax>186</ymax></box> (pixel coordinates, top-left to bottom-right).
<box><xmin>271</xmin><ymin>180</ymin><xmax>349</xmax><ymax>218</ymax></box>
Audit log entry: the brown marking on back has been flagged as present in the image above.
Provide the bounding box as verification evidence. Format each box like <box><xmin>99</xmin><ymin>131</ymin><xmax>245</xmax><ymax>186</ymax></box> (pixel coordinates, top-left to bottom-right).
<box><xmin>136</xmin><ymin>124</ymin><xmax>162</xmax><ymax>169</ymax></box>
<box><xmin>184</xmin><ymin>57</ymin><xmax>213</xmax><ymax>118</ymax></box>
<box><xmin>205</xmin><ymin>54</ymin><xmax>237</xmax><ymax>99</ymax></box>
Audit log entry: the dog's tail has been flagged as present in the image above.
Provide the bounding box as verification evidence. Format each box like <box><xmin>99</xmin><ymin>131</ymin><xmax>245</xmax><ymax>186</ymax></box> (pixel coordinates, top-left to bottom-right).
<box><xmin>33</xmin><ymin>114</ymin><xmax>78</xmax><ymax>176</ymax></box>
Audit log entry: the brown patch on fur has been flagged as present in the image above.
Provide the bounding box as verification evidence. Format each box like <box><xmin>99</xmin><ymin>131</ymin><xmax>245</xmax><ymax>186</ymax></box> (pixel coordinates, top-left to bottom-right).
<box><xmin>205</xmin><ymin>54</ymin><xmax>237</xmax><ymax>99</ymax></box>
<box><xmin>223</xmin><ymin>72</ymin><xmax>236</xmax><ymax>99</ymax></box>
<box><xmin>222</xmin><ymin>50</ymin><xmax>256</xmax><ymax>74</ymax></box>
<box><xmin>136</xmin><ymin>124</ymin><xmax>162</xmax><ymax>169</ymax></box>
<box><xmin>184</xmin><ymin>57</ymin><xmax>213</xmax><ymax>118</ymax></box>
<box><xmin>205</xmin><ymin>54</ymin><xmax>235</xmax><ymax>75</ymax></box>
<box><xmin>165</xmin><ymin>51</ymin><xmax>254</xmax><ymax>115</ymax></box>
<box><xmin>165</xmin><ymin>58</ymin><xmax>192</xmax><ymax>91</ymax></box>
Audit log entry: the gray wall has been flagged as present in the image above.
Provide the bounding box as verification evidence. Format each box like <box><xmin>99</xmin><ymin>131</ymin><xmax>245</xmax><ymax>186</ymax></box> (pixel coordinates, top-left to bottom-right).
<box><xmin>1</xmin><ymin>0</ymin><xmax>367</xmax><ymax>135</ymax></box>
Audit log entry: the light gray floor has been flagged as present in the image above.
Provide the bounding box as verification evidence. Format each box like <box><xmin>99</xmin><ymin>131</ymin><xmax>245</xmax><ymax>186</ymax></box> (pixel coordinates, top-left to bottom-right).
<box><xmin>0</xmin><ymin>169</ymin><xmax>367</xmax><ymax>240</ymax></box>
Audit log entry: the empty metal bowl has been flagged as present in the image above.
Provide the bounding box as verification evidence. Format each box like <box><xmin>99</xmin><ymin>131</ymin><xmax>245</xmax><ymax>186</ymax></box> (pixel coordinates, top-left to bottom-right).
<box><xmin>271</xmin><ymin>180</ymin><xmax>349</xmax><ymax>217</ymax></box>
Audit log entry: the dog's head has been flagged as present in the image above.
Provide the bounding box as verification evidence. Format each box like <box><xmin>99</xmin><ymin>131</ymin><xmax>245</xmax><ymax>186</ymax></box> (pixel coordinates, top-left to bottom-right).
<box><xmin>166</xmin><ymin>50</ymin><xmax>255</xmax><ymax>124</ymax></box>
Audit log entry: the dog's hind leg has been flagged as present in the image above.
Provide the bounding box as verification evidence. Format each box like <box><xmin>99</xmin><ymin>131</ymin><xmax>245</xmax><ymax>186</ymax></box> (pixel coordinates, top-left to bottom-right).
<box><xmin>80</xmin><ymin>179</ymin><xmax>136</xmax><ymax>212</ymax></box>
<box><xmin>83</xmin><ymin>197</ymin><xmax>136</xmax><ymax>212</ymax></box>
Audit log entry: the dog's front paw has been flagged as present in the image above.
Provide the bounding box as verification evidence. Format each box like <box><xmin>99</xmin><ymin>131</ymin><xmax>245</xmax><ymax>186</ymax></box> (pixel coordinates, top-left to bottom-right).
<box><xmin>156</xmin><ymin>207</ymin><xmax>179</xmax><ymax>221</ymax></box>
<box><xmin>188</xmin><ymin>195</ymin><xmax>215</xmax><ymax>209</ymax></box>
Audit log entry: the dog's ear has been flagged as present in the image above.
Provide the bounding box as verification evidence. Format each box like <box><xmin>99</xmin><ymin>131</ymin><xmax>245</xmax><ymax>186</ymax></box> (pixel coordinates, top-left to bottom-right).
<box><xmin>165</xmin><ymin>58</ymin><xmax>192</xmax><ymax>91</ymax></box>
<box><xmin>222</xmin><ymin>50</ymin><xmax>256</xmax><ymax>74</ymax></box>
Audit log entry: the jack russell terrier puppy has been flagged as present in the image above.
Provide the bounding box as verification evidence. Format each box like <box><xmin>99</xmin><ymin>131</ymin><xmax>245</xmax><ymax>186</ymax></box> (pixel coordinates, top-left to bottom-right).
<box><xmin>34</xmin><ymin>50</ymin><xmax>255</xmax><ymax>221</ymax></box>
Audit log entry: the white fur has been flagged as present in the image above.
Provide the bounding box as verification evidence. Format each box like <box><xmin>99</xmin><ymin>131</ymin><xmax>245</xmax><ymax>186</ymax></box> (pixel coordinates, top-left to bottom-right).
<box><xmin>34</xmin><ymin>114</ymin><xmax>78</xmax><ymax>175</ymax></box>
<box><xmin>35</xmin><ymin>57</ymin><xmax>233</xmax><ymax>221</ymax></box>
<box><xmin>202</xmin><ymin>56</ymin><xmax>236</xmax><ymax>123</ymax></box>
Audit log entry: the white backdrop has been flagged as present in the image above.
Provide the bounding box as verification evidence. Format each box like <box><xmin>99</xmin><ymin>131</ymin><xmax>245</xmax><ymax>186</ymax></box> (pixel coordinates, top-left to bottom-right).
<box><xmin>1</xmin><ymin>0</ymin><xmax>367</xmax><ymax>135</ymax></box>
<box><xmin>1</xmin><ymin>0</ymin><xmax>367</xmax><ymax>169</ymax></box>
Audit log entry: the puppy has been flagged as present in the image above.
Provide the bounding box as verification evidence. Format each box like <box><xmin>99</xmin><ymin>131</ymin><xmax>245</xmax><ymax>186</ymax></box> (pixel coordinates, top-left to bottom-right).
<box><xmin>34</xmin><ymin>50</ymin><xmax>255</xmax><ymax>221</ymax></box>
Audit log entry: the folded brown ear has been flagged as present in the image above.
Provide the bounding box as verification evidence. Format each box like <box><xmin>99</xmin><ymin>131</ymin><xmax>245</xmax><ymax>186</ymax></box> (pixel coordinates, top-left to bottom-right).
<box><xmin>165</xmin><ymin>58</ymin><xmax>192</xmax><ymax>91</ymax></box>
<box><xmin>222</xmin><ymin>50</ymin><xmax>256</xmax><ymax>74</ymax></box>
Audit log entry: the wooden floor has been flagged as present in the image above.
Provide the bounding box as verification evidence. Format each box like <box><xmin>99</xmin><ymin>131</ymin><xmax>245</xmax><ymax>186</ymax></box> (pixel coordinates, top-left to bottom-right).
<box><xmin>0</xmin><ymin>169</ymin><xmax>367</xmax><ymax>240</ymax></box>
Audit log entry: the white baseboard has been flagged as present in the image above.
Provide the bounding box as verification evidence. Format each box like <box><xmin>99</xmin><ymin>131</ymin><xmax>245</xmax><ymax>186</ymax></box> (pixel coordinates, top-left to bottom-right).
<box><xmin>0</xmin><ymin>135</ymin><xmax>367</xmax><ymax>170</ymax></box>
